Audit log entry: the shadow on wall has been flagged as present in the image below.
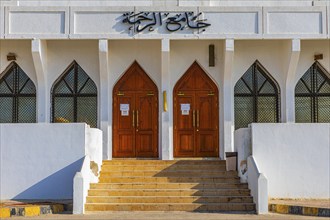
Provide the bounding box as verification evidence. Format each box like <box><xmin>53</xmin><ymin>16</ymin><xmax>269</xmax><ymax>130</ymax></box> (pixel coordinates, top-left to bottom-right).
<box><xmin>13</xmin><ymin>158</ymin><xmax>84</xmax><ymax>200</ymax></box>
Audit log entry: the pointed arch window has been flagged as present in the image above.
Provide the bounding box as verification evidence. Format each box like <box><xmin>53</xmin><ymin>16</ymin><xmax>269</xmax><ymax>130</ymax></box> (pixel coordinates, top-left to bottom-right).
<box><xmin>0</xmin><ymin>62</ymin><xmax>36</xmax><ymax>123</ymax></box>
<box><xmin>295</xmin><ymin>62</ymin><xmax>330</xmax><ymax>123</ymax></box>
<box><xmin>234</xmin><ymin>61</ymin><xmax>281</xmax><ymax>129</ymax></box>
<box><xmin>52</xmin><ymin>61</ymin><xmax>98</xmax><ymax>127</ymax></box>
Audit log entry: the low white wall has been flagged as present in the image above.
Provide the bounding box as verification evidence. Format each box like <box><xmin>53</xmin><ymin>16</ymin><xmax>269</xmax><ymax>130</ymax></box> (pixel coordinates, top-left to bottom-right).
<box><xmin>234</xmin><ymin>128</ymin><xmax>251</xmax><ymax>182</ymax></box>
<box><xmin>247</xmin><ymin>156</ymin><xmax>268</xmax><ymax>214</ymax></box>
<box><xmin>73</xmin><ymin>156</ymin><xmax>91</xmax><ymax>214</ymax></box>
<box><xmin>73</xmin><ymin>128</ymin><xmax>102</xmax><ymax>214</ymax></box>
<box><xmin>85</xmin><ymin>128</ymin><xmax>103</xmax><ymax>182</ymax></box>
<box><xmin>0</xmin><ymin>123</ymin><xmax>102</xmax><ymax>200</ymax></box>
<box><xmin>251</xmin><ymin>123</ymin><xmax>330</xmax><ymax>198</ymax></box>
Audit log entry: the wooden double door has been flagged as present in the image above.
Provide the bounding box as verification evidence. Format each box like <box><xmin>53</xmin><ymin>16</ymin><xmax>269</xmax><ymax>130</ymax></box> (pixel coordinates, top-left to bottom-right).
<box><xmin>174</xmin><ymin>62</ymin><xmax>219</xmax><ymax>157</ymax></box>
<box><xmin>113</xmin><ymin>62</ymin><xmax>158</xmax><ymax>158</ymax></box>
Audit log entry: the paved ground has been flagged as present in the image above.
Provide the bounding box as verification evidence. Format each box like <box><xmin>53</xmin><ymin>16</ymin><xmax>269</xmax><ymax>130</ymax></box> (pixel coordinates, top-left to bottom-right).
<box><xmin>2</xmin><ymin>199</ymin><xmax>329</xmax><ymax>219</ymax></box>
<box><xmin>270</xmin><ymin>199</ymin><xmax>330</xmax><ymax>209</ymax></box>
<box><xmin>7</xmin><ymin>212</ymin><xmax>330</xmax><ymax>220</ymax></box>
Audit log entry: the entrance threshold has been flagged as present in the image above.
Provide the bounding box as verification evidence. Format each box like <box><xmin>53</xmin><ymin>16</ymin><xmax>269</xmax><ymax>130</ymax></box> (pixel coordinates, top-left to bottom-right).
<box><xmin>112</xmin><ymin>158</ymin><xmax>160</xmax><ymax>160</ymax></box>
<box><xmin>173</xmin><ymin>157</ymin><xmax>222</xmax><ymax>160</ymax></box>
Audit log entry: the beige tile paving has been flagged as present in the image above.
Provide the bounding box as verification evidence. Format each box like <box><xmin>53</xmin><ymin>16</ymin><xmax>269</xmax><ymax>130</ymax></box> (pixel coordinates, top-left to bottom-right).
<box><xmin>8</xmin><ymin>212</ymin><xmax>329</xmax><ymax>220</ymax></box>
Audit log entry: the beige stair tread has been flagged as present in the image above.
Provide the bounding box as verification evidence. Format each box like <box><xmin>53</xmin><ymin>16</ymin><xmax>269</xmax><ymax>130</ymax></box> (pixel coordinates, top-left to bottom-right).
<box><xmin>86</xmin><ymin>160</ymin><xmax>255</xmax><ymax>213</ymax></box>
<box><xmin>85</xmin><ymin>202</ymin><xmax>255</xmax><ymax>205</ymax></box>
<box><xmin>90</xmin><ymin>182</ymin><xmax>248</xmax><ymax>189</ymax></box>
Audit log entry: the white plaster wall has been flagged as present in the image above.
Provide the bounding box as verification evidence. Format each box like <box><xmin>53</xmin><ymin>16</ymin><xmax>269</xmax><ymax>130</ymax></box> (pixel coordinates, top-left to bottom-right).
<box><xmin>264</xmin><ymin>7</ymin><xmax>327</xmax><ymax>38</ymax></box>
<box><xmin>47</xmin><ymin>40</ymin><xmax>99</xmax><ymax>90</ymax></box>
<box><xmin>296</xmin><ymin>40</ymin><xmax>330</xmax><ymax>83</ymax></box>
<box><xmin>0</xmin><ymin>7</ymin><xmax>4</xmax><ymax>39</ymax></box>
<box><xmin>251</xmin><ymin>123</ymin><xmax>330</xmax><ymax>198</ymax></box>
<box><xmin>108</xmin><ymin>40</ymin><xmax>161</xmax><ymax>159</ymax></box>
<box><xmin>0</xmin><ymin>123</ymin><xmax>102</xmax><ymax>200</ymax></box>
<box><xmin>47</xmin><ymin>40</ymin><xmax>100</xmax><ymax>123</ymax></box>
<box><xmin>170</xmin><ymin>40</ymin><xmax>223</xmax><ymax>87</ymax></box>
<box><xmin>0</xmin><ymin>40</ymin><xmax>37</xmax><ymax>85</ymax></box>
<box><xmin>234</xmin><ymin>127</ymin><xmax>251</xmax><ymax>182</ymax></box>
<box><xmin>85</xmin><ymin>128</ymin><xmax>102</xmax><ymax>181</ymax></box>
<box><xmin>247</xmin><ymin>156</ymin><xmax>268</xmax><ymax>214</ymax></box>
<box><xmin>4</xmin><ymin>6</ymin><xmax>69</xmax><ymax>39</ymax></box>
<box><xmin>3</xmin><ymin>1</ymin><xmax>327</xmax><ymax>8</ymax></box>
<box><xmin>73</xmin><ymin>156</ymin><xmax>90</xmax><ymax>214</ymax></box>
<box><xmin>233</xmin><ymin>40</ymin><xmax>291</xmax><ymax>123</ymax></box>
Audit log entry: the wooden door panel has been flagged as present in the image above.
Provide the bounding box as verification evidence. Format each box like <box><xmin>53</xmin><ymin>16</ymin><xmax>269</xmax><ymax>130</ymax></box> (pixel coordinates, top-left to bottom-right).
<box><xmin>177</xmin><ymin>132</ymin><xmax>195</xmax><ymax>156</ymax></box>
<box><xmin>196</xmin><ymin>132</ymin><xmax>217</xmax><ymax>156</ymax></box>
<box><xmin>136</xmin><ymin>95</ymin><xmax>153</xmax><ymax>130</ymax></box>
<box><xmin>117</xmin><ymin>95</ymin><xmax>134</xmax><ymax>130</ymax></box>
<box><xmin>116</xmin><ymin>132</ymin><xmax>135</xmax><ymax>157</ymax></box>
<box><xmin>174</xmin><ymin>93</ymin><xmax>195</xmax><ymax>157</ymax></box>
<box><xmin>113</xmin><ymin>93</ymin><xmax>136</xmax><ymax>157</ymax></box>
<box><xmin>136</xmin><ymin>94</ymin><xmax>158</xmax><ymax>157</ymax></box>
<box><xmin>196</xmin><ymin>93</ymin><xmax>218</xmax><ymax>157</ymax></box>
<box><xmin>136</xmin><ymin>133</ymin><xmax>155</xmax><ymax>157</ymax></box>
<box><xmin>197</xmin><ymin>95</ymin><xmax>214</xmax><ymax>129</ymax></box>
<box><xmin>175</xmin><ymin>94</ymin><xmax>194</xmax><ymax>130</ymax></box>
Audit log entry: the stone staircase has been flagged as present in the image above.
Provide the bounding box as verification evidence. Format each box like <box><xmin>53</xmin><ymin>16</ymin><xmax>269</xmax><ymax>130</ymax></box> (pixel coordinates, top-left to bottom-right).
<box><xmin>85</xmin><ymin>160</ymin><xmax>255</xmax><ymax>212</ymax></box>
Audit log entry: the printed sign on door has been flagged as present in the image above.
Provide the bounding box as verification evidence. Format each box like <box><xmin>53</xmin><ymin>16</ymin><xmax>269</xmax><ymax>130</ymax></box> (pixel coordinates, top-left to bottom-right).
<box><xmin>181</xmin><ymin>103</ymin><xmax>190</xmax><ymax>115</ymax></box>
<box><xmin>120</xmin><ymin>104</ymin><xmax>129</xmax><ymax>116</ymax></box>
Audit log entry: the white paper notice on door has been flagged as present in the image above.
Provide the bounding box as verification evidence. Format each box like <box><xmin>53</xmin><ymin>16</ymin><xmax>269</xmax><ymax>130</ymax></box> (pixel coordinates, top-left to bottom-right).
<box><xmin>181</xmin><ymin>103</ymin><xmax>190</xmax><ymax>115</ymax></box>
<box><xmin>120</xmin><ymin>104</ymin><xmax>129</xmax><ymax>116</ymax></box>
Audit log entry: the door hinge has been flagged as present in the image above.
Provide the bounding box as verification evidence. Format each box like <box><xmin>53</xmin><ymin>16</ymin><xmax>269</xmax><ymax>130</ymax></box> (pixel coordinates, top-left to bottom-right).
<box><xmin>147</xmin><ymin>92</ymin><xmax>154</xmax><ymax>96</ymax></box>
<box><xmin>117</xmin><ymin>91</ymin><xmax>125</xmax><ymax>96</ymax></box>
<box><xmin>177</xmin><ymin>92</ymin><xmax>185</xmax><ymax>96</ymax></box>
<box><xmin>208</xmin><ymin>92</ymin><xmax>215</xmax><ymax>96</ymax></box>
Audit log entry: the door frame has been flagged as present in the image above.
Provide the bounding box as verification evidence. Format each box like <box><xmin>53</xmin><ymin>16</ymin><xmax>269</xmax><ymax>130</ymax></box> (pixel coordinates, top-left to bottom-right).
<box><xmin>173</xmin><ymin>61</ymin><xmax>219</xmax><ymax>157</ymax></box>
<box><xmin>112</xmin><ymin>61</ymin><xmax>159</xmax><ymax>158</ymax></box>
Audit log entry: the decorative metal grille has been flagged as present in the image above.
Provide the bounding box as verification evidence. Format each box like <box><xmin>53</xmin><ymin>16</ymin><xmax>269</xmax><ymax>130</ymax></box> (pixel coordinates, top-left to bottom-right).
<box><xmin>295</xmin><ymin>62</ymin><xmax>330</xmax><ymax>123</ymax></box>
<box><xmin>52</xmin><ymin>61</ymin><xmax>98</xmax><ymax>127</ymax></box>
<box><xmin>0</xmin><ymin>62</ymin><xmax>36</xmax><ymax>123</ymax></box>
<box><xmin>234</xmin><ymin>60</ymin><xmax>280</xmax><ymax>129</ymax></box>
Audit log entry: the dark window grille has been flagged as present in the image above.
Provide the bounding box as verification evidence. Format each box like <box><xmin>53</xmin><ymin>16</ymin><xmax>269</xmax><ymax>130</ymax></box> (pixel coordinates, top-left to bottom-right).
<box><xmin>0</xmin><ymin>62</ymin><xmax>36</xmax><ymax>123</ymax></box>
<box><xmin>234</xmin><ymin>60</ymin><xmax>281</xmax><ymax>129</ymax></box>
<box><xmin>52</xmin><ymin>61</ymin><xmax>98</xmax><ymax>127</ymax></box>
<box><xmin>295</xmin><ymin>62</ymin><xmax>330</xmax><ymax>123</ymax></box>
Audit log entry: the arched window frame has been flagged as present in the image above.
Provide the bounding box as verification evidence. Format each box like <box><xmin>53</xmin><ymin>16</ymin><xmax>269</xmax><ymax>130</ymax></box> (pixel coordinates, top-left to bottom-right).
<box><xmin>234</xmin><ymin>60</ymin><xmax>281</xmax><ymax>129</ymax></box>
<box><xmin>0</xmin><ymin>62</ymin><xmax>36</xmax><ymax>123</ymax></box>
<box><xmin>295</xmin><ymin>61</ymin><xmax>330</xmax><ymax>123</ymax></box>
<box><xmin>51</xmin><ymin>60</ymin><xmax>98</xmax><ymax>127</ymax></box>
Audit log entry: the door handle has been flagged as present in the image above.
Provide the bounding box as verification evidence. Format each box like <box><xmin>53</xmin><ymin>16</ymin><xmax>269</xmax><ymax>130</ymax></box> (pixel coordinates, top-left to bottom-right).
<box><xmin>132</xmin><ymin>110</ymin><xmax>135</xmax><ymax>127</ymax></box>
<box><xmin>197</xmin><ymin>110</ymin><xmax>199</xmax><ymax>128</ymax></box>
<box><xmin>192</xmin><ymin>110</ymin><xmax>195</xmax><ymax>127</ymax></box>
<box><xmin>136</xmin><ymin>110</ymin><xmax>139</xmax><ymax>128</ymax></box>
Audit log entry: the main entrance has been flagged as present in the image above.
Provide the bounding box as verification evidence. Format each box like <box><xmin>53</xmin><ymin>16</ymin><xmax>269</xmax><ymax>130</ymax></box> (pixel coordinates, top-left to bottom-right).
<box><xmin>174</xmin><ymin>62</ymin><xmax>219</xmax><ymax>157</ymax></box>
<box><xmin>113</xmin><ymin>61</ymin><xmax>158</xmax><ymax>158</ymax></box>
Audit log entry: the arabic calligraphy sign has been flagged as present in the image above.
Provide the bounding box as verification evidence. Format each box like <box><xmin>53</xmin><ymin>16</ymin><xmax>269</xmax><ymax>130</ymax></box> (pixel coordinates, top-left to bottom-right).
<box><xmin>122</xmin><ymin>12</ymin><xmax>211</xmax><ymax>33</ymax></box>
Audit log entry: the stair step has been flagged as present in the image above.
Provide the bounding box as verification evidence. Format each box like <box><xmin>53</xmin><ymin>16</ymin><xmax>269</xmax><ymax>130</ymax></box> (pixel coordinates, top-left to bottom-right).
<box><xmin>86</xmin><ymin>196</ymin><xmax>254</xmax><ymax>203</ymax></box>
<box><xmin>100</xmin><ymin>171</ymin><xmax>237</xmax><ymax>178</ymax></box>
<box><xmin>90</xmin><ymin>183</ymin><xmax>249</xmax><ymax>190</ymax></box>
<box><xmin>102</xmin><ymin>160</ymin><xmax>226</xmax><ymax>166</ymax></box>
<box><xmin>86</xmin><ymin>160</ymin><xmax>255</xmax><ymax>213</ymax></box>
<box><xmin>85</xmin><ymin>203</ymin><xmax>255</xmax><ymax>212</ymax></box>
<box><xmin>88</xmin><ymin>189</ymin><xmax>251</xmax><ymax>196</ymax></box>
<box><xmin>99</xmin><ymin>177</ymin><xmax>240</xmax><ymax>183</ymax></box>
<box><xmin>101</xmin><ymin>164</ymin><xmax>227</xmax><ymax>172</ymax></box>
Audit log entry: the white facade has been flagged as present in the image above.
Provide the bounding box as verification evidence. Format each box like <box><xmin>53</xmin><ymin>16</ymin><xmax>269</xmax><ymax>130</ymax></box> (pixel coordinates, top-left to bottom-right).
<box><xmin>0</xmin><ymin>0</ymin><xmax>329</xmax><ymax>160</ymax></box>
